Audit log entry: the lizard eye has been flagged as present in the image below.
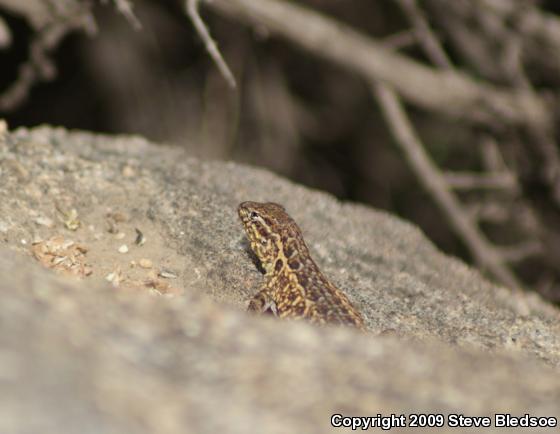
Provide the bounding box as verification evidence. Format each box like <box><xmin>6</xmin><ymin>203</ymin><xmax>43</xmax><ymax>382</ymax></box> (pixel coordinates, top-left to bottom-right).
<box><xmin>250</xmin><ymin>211</ymin><xmax>259</xmax><ymax>220</ymax></box>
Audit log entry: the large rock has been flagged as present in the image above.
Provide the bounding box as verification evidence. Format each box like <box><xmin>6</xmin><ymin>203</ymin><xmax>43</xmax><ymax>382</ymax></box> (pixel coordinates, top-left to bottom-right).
<box><xmin>0</xmin><ymin>126</ymin><xmax>559</xmax><ymax>433</ymax></box>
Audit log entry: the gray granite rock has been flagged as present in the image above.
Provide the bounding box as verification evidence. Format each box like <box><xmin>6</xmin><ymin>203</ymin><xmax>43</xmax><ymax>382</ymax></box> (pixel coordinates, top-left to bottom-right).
<box><xmin>0</xmin><ymin>126</ymin><xmax>559</xmax><ymax>433</ymax></box>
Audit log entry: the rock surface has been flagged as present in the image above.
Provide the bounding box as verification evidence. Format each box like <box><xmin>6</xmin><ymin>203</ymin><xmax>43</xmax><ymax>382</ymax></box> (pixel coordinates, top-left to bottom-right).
<box><xmin>0</xmin><ymin>126</ymin><xmax>559</xmax><ymax>433</ymax></box>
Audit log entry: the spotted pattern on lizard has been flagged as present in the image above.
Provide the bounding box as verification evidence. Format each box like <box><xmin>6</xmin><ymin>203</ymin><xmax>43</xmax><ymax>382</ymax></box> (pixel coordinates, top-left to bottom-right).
<box><xmin>238</xmin><ymin>201</ymin><xmax>365</xmax><ymax>330</ymax></box>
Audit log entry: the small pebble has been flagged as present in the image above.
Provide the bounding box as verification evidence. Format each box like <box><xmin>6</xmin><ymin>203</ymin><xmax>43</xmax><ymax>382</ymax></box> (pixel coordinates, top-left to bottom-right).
<box><xmin>62</xmin><ymin>240</ymin><xmax>75</xmax><ymax>249</ymax></box>
<box><xmin>159</xmin><ymin>269</ymin><xmax>177</xmax><ymax>279</ymax></box>
<box><xmin>0</xmin><ymin>221</ymin><xmax>9</xmax><ymax>234</ymax></box>
<box><xmin>109</xmin><ymin>212</ymin><xmax>128</xmax><ymax>223</ymax></box>
<box><xmin>139</xmin><ymin>258</ymin><xmax>152</xmax><ymax>269</ymax></box>
<box><xmin>134</xmin><ymin>228</ymin><xmax>145</xmax><ymax>246</ymax></box>
<box><xmin>115</xmin><ymin>232</ymin><xmax>126</xmax><ymax>240</ymax></box>
<box><xmin>35</xmin><ymin>216</ymin><xmax>54</xmax><ymax>228</ymax></box>
<box><xmin>118</xmin><ymin>244</ymin><xmax>129</xmax><ymax>254</ymax></box>
<box><xmin>122</xmin><ymin>165</ymin><xmax>135</xmax><ymax>178</ymax></box>
<box><xmin>105</xmin><ymin>271</ymin><xmax>121</xmax><ymax>287</ymax></box>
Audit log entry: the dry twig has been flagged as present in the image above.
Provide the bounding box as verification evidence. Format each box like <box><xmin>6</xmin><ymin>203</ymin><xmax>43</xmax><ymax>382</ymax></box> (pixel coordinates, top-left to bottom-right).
<box><xmin>201</xmin><ymin>0</ymin><xmax>550</xmax><ymax>129</ymax></box>
<box><xmin>0</xmin><ymin>0</ymin><xmax>95</xmax><ymax>112</ymax></box>
<box><xmin>394</xmin><ymin>0</ymin><xmax>452</xmax><ymax>69</ymax></box>
<box><xmin>380</xmin><ymin>30</ymin><xmax>417</xmax><ymax>50</ymax></box>
<box><xmin>111</xmin><ymin>0</ymin><xmax>142</xmax><ymax>30</ymax></box>
<box><xmin>0</xmin><ymin>15</ymin><xmax>11</xmax><ymax>48</ymax></box>
<box><xmin>443</xmin><ymin>172</ymin><xmax>517</xmax><ymax>192</ymax></box>
<box><xmin>372</xmin><ymin>83</ymin><xmax>519</xmax><ymax>288</ymax></box>
<box><xmin>0</xmin><ymin>23</ymin><xmax>67</xmax><ymax>111</ymax></box>
<box><xmin>186</xmin><ymin>0</ymin><xmax>237</xmax><ymax>89</ymax></box>
<box><xmin>498</xmin><ymin>241</ymin><xmax>542</xmax><ymax>264</ymax></box>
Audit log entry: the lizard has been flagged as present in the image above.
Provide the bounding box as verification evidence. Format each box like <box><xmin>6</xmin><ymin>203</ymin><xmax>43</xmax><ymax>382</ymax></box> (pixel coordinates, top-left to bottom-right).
<box><xmin>238</xmin><ymin>201</ymin><xmax>366</xmax><ymax>330</ymax></box>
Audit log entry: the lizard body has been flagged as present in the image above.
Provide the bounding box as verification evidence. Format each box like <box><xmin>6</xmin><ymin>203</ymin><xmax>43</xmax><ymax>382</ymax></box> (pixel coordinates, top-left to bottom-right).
<box><xmin>238</xmin><ymin>201</ymin><xmax>365</xmax><ymax>329</ymax></box>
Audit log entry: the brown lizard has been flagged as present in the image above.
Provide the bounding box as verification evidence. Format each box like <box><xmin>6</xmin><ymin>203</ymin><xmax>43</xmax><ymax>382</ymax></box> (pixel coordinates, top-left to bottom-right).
<box><xmin>238</xmin><ymin>201</ymin><xmax>365</xmax><ymax>329</ymax></box>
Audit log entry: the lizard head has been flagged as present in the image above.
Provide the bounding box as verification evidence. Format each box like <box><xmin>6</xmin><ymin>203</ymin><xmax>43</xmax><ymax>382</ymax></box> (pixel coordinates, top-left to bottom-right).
<box><xmin>238</xmin><ymin>201</ymin><xmax>302</xmax><ymax>274</ymax></box>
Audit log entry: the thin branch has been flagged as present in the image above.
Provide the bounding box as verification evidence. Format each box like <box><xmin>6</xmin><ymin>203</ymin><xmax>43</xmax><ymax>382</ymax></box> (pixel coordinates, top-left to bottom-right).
<box><xmin>466</xmin><ymin>202</ymin><xmax>509</xmax><ymax>224</ymax></box>
<box><xmin>394</xmin><ymin>0</ymin><xmax>453</xmax><ymax>69</ymax></box>
<box><xmin>372</xmin><ymin>82</ymin><xmax>520</xmax><ymax>289</ymax></box>
<box><xmin>471</xmin><ymin>0</ymin><xmax>532</xmax><ymax>89</ymax></box>
<box><xmin>0</xmin><ymin>15</ymin><xmax>11</xmax><ymax>48</ymax></box>
<box><xmin>426</xmin><ymin>0</ymin><xmax>537</xmax><ymax>89</ymax></box>
<box><xmin>201</xmin><ymin>0</ymin><xmax>550</xmax><ymax>130</ymax></box>
<box><xmin>476</xmin><ymin>0</ymin><xmax>560</xmax><ymax>51</ymax></box>
<box><xmin>380</xmin><ymin>30</ymin><xmax>417</xmax><ymax>50</ymax></box>
<box><xmin>186</xmin><ymin>0</ymin><xmax>237</xmax><ymax>89</ymax></box>
<box><xmin>112</xmin><ymin>0</ymin><xmax>142</xmax><ymax>30</ymax></box>
<box><xmin>0</xmin><ymin>0</ymin><xmax>95</xmax><ymax>112</ymax></box>
<box><xmin>0</xmin><ymin>23</ymin><xmax>68</xmax><ymax>112</ymax></box>
<box><xmin>480</xmin><ymin>135</ymin><xmax>508</xmax><ymax>172</ymax></box>
<box><xmin>498</xmin><ymin>241</ymin><xmax>542</xmax><ymax>264</ymax></box>
<box><xmin>444</xmin><ymin>171</ymin><xmax>518</xmax><ymax>192</ymax></box>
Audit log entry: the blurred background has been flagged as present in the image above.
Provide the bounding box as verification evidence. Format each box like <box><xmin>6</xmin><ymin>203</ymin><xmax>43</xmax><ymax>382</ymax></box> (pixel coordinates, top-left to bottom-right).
<box><xmin>1</xmin><ymin>0</ymin><xmax>560</xmax><ymax>303</ymax></box>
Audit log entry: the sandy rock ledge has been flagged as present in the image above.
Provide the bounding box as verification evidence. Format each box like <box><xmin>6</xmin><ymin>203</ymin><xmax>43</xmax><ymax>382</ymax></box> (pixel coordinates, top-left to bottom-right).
<box><xmin>0</xmin><ymin>126</ymin><xmax>559</xmax><ymax>434</ymax></box>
